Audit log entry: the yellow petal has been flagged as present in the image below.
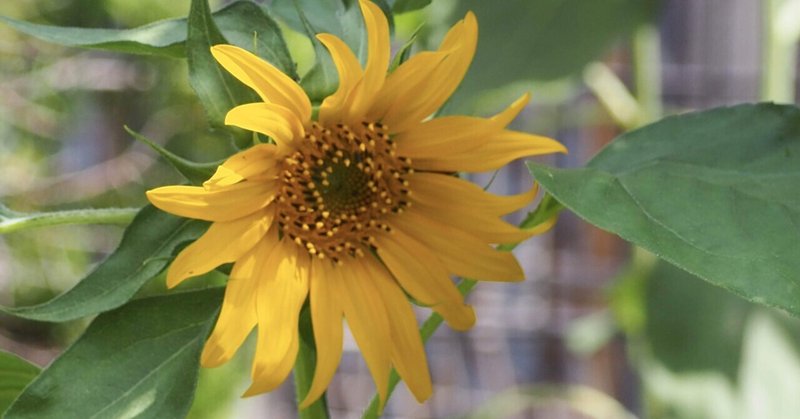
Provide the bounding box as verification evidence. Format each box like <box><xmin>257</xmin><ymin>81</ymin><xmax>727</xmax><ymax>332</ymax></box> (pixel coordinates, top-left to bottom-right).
<box><xmin>211</xmin><ymin>44</ymin><xmax>311</xmax><ymax>123</ymax></box>
<box><xmin>410</xmin><ymin>172</ymin><xmax>538</xmax><ymax>216</ymax></box>
<box><xmin>316</xmin><ymin>33</ymin><xmax>363</xmax><ymax>125</ymax></box>
<box><xmin>147</xmin><ymin>180</ymin><xmax>277</xmax><ymax>222</ymax></box>
<box><xmin>204</xmin><ymin>144</ymin><xmax>279</xmax><ymax>189</ymax></box>
<box><xmin>412</xmin><ymin>130</ymin><xmax>567</xmax><ymax>172</ymax></box>
<box><xmin>201</xmin><ymin>234</ymin><xmax>279</xmax><ymax>367</ymax></box>
<box><xmin>409</xmin><ymin>197</ymin><xmax>536</xmax><ymax>244</ymax></box>
<box><xmin>375</xmin><ymin>229</ymin><xmax>475</xmax><ymax>330</ymax></box>
<box><xmin>338</xmin><ymin>259</ymin><xmax>392</xmax><ymax>408</ymax></box>
<box><xmin>390</xmin><ymin>209</ymin><xmax>524</xmax><ymax>281</ymax></box>
<box><xmin>491</xmin><ymin>93</ymin><xmax>530</xmax><ymax>127</ymax></box>
<box><xmin>367</xmin><ymin>51</ymin><xmax>447</xmax><ymax>124</ymax></box>
<box><xmin>166</xmin><ymin>211</ymin><xmax>274</xmax><ymax>288</ymax></box>
<box><xmin>244</xmin><ymin>239</ymin><xmax>310</xmax><ymax>396</ymax></box>
<box><xmin>300</xmin><ymin>259</ymin><xmax>344</xmax><ymax>409</ymax></box>
<box><xmin>362</xmin><ymin>257</ymin><xmax>432</xmax><ymax>403</ymax></box>
<box><xmin>395</xmin><ymin>92</ymin><xmax>531</xmax><ymax>158</ymax></box>
<box><xmin>395</xmin><ymin>116</ymin><xmax>498</xmax><ymax>158</ymax></box>
<box><xmin>224</xmin><ymin>103</ymin><xmax>304</xmax><ymax>153</ymax></box>
<box><xmin>346</xmin><ymin>0</ymin><xmax>390</xmax><ymax>120</ymax></box>
<box><xmin>379</xmin><ymin>12</ymin><xmax>478</xmax><ymax>133</ymax></box>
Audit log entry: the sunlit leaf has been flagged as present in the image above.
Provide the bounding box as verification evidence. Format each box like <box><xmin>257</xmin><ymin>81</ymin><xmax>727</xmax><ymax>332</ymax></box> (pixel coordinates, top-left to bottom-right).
<box><xmin>4</xmin><ymin>288</ymin><xmax>222</xmax><ymax>419</ymax></box>
<box><xmin>2</xmin><ymin>206</ymin><xmax>207</xmax><ymax>322</ymax></box>
<box><xmin>0</xmin><ymin>351</ymin><xmax>39</xmax><ymax>414</ymax></box>
<box><xmin>530</xmin><ymin>103</ymin><xmax>800</xmax><ymax>315</ymax></box>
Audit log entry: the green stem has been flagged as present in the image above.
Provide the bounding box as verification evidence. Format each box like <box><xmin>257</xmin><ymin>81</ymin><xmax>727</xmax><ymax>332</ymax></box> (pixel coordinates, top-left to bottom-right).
<box><xmin>295</xmin><ymin>304</ymin><xmax>330</xmax><ymax>419</ymax></box>
<box><xmin>361</xmin><ymin>194</ymin><xmax>564</xmax><ymax>418</ymax></box>
<box><xmin>0</xmin><ymin>206</ymin><xmax>139</xmax><ymax>234</ymax></box>
<box><xmin>632</xmin><ymin>24</ymin><xmax>663</xmax><ymax>123</ymax></box>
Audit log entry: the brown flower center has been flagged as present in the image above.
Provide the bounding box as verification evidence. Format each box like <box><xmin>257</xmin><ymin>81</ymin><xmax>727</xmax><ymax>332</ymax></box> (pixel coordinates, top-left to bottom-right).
<box><xmin>276</xmin><ymin>121</ymin><xmax>412</xmax><ymax>263</ymax></box>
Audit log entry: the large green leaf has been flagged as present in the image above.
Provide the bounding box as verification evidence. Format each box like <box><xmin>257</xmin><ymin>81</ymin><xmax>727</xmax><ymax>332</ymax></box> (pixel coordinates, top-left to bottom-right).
<box><xmin>4</xmin><ymin>288</ymin><xmax>223</xmax><ymax>419</ymax></box>
<box><xmin>187</xmin><ymin>0</ymin><xmax>258</xmax><ymax>143</ymax></box>
<box><xmin>448</xmin><ymin>0</ymin><xmax>660</xmax><ymax>96</ymax></box>
<box><xmin>2</xmin><ymin>205</ymin><xmax>207</xmax><ymax>322</ymax></box>
<box><xmin>0</xmin><ymin>1</ymin><xmax>295</xmax><ymax>75</ymax></box>
<box><xmin>0</xmin><ymin>352</ymin><xmax>39</xmax><ymax>414</ymax></box>
<box><xmin>529</xmin><ymin>103</ymin><xmax>800</xmax><ymax>315</ymax></box>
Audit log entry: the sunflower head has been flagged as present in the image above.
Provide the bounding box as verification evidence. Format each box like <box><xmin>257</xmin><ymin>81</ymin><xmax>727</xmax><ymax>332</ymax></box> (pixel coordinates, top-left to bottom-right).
<box><xmin>147</xmin><ymin>0</ymin><xmax>565</xmax><ymax>410</ymax></box>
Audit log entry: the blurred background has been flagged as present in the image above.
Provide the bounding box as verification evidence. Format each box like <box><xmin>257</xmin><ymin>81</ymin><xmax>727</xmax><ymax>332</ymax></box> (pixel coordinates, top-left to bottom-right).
<box><xmin>1</xmin><ymin>0</ymin><xmax>799</xmax><ymax>418</ymax></box>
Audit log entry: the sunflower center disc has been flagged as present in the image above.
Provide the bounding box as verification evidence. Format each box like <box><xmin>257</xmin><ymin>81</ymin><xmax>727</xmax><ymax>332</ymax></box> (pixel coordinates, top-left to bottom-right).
<box><xmin>276</xmin><ymin>121</ymin><xmax>412</xmax><ymax>263</ymax></box>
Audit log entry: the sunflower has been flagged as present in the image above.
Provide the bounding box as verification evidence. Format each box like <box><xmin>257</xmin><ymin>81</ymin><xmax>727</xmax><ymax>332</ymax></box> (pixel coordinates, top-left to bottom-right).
<box><xmin>146</xmin><ymin>0</ymin><xmax>565</xmax><ymax>409</ymax></box>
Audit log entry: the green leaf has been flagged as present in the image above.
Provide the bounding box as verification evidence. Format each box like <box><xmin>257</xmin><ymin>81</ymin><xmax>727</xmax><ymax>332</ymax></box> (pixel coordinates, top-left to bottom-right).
<box><xmin>4</xmin><ymin>288</ymin><xmax>223</xmax><ymax>419</ymax></box>
<box><xmin>448</xmin><ymin>0</ymin><xmax>660</xmax><ymax>97</ymax></box>
<box><xmin>292</xmin><ymin>3</ymin><xmax>341</xmax><ymax>103</ymax></box>
<box><xmin>2</xmin><ymin>206</ymin><xmax>207</xmax><ymax>322</ymax></box>
<box><xmin>187</xmin><ymin>0</ymin><xmax>257</xmax><ymax>147</ymax></box>
<box><xmin>529</xmin><ymin>103</ymin><xmax>800</xmax><ymax>316</ymax></box>
<box><xmin>0</xmin><ymin>1</ymin><xmax>295</xmax><ymax>72</ymax></box>
<box><xmin>0</xmin><ymin>14</ymin><xmax>188</xmax><ymax>57</ymax></box>
<box><xmin>388</xmin><ymin>0</ymin><xmax>432</xmax><ymax>14</ymax></box>
<box><xmin>124</xmin><ymin>126</ymin><xmax>218</xmax><ymax>185</ymax></box>
<box><xmin>271</xmin><ymin>0</ymin><xmax>366</xmax><ymax>57</ymax></box>
<box><xmin>0</xmin><ymin>351</ymin><xmax>40</xmax><ymax>414</ymax></box>
<box><xmin>214</xmin><ymin>1</ymin><xmax>297</xmax><ymax>79</ymax></box>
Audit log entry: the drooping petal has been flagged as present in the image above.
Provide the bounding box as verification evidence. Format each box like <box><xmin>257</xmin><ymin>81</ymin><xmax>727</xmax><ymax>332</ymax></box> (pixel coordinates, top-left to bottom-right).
<box><xmin>201</xmin><ymin>230</ymin><xmax>280</xmax><ymax>367</ymax></box>
<box><xmin>361</xmin><ymin>257</ymin><xmax>432</xmax><ymax>403</ymax></box>
<box><xmin>224</xmin><ymin>103</ymin><xmax>304</xmax><ymax>152</ymax></box>
<box><xmin>338</xmin><ymin>259</ymin><xmax>392</xmax><ymax>408</ymax></box>
<box><xmin>409</xmin><ymin>196</ymin><xmax>536</xmax><ymax>244</ymax></box>
<box><xmin>166</xmin><ymin>210</ymin><xmax>274</xmax><ymax>288</ymax></box>
<box><xmin>411</xmin><ymin>130</ymin><xmax>567</xmax><ymax>172</ymax></box>
<box><xmin>147</xmin><ymin>179</ymin><xmax>278</xmax><ymax>222</ymax></box>
<box><xmin>378</xmin><ymin>12</ymin><xmax>478</xmax><ymax>133</ymax></box>
<box><xmin>346</xmin><ymin>0</ymin><xmax>390</xmax><ymax>120</ymax></box>
<box><xmin>410</xmin><ymin>172</ymin><xmax>539</xmax><ymax>216</ymax></box>
<box><xmin>204</xmin><ymin>144</ymin><xmax>279</xmax><ymax>189</ymax></box>
<box><xmin>394</xmin><ymin>93</ymin><xmax>531</xmax><ymax>158</ymax></box>
<box><xmin>244</xmin><ymin>239</ymin><xmax>310</xmax><ymax>396</ymax></box>
<box><xmin>211</xmin><ymin>44</ymin><xmax>311</xmax><ymax>123</ymax></box>
<box><xmin>390</xmin><ymin>209</ymin><xmax>525</xmax><ymax>281</ymax></box>
<box><xmin>300</xmin><ymin>259</ymin><xmax>344</xmax><ymax>409</ymax></box>
<box><xmin>375</xmin><ymin>229</ymin><xmax>475</xmax><ymax>331</ymax></box>
<box><xmin>317</xmin><ymin>33</ymin><xmax>364</xmax><ymax>125</ymax></box>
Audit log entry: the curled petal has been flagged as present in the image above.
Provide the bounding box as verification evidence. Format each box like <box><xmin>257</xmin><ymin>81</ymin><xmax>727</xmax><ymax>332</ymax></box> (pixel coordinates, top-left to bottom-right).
<box><xmin>225</xmin><ymin>103</ymin><xmax>305</xmax><ymax>153</ymax></box>
<box><xmin>211</xmin><ymin>44</ymin><xmax>311</xmax><ymax>123</ymax></box>
<box><xmin>316</xmin><ymin>34</ymin><xmax>363</xmax><ymax>125</ymax></box>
